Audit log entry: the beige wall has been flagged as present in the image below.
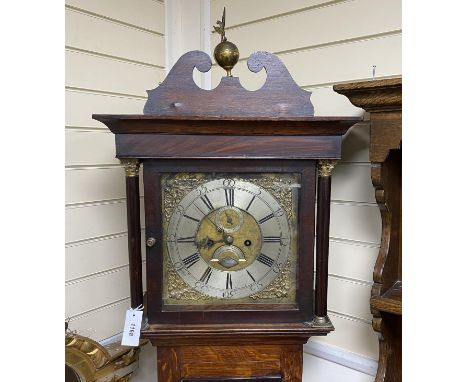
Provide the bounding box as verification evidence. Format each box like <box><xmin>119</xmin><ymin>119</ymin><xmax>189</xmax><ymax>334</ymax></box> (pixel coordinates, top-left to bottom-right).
<box><xmin>210</xmin><ymin>0</ymin><xmax>401</xmax><ymax>362</ymax></box>
<box><xmin>65</xmin><ymin>0</ymin><xmax>165</xmax><ymax>342</ymax></box>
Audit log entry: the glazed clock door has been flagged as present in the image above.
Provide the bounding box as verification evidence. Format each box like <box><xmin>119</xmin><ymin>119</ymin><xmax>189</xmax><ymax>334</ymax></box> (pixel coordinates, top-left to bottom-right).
<box><xmin>164</xmin><ymin>175</ymin><xmax>294</xmax><ymax>301</ymax></box>
<box><xmin>143</xmin><ymin>160</ymin><xmax>317</xmax><ymax>324</ymax></box>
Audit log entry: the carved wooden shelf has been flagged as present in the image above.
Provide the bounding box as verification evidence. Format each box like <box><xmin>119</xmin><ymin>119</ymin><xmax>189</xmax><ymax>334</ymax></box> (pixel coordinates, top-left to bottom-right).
<box><xmin>142</xmin><ymin>322</ymin><xmax>333</xmax><ymax>347</ymax></box>
<box><xmin>334</xmin><ymin>78</ymin><xmax>402</xmax><ymax>382</ymax></box>
<box><xmin>370</xmin><ymin>281</ymin><xmax>402</xmax><ymax>315</ymax></box>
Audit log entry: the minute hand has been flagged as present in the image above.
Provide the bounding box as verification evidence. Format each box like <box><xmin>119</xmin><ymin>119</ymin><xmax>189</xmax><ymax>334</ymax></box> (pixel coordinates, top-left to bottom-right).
<box><xmin>194</xmin><ymin>204</ymin><xmax>225</xmax><ymax>233</ymax></box>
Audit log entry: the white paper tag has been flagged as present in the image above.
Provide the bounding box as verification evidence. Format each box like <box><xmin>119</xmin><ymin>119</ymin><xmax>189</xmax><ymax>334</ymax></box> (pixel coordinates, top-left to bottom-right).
<box><xmin>121</xmin><ymin>308</ymin><xmax>143</xmax><ymax>347</ymax></box>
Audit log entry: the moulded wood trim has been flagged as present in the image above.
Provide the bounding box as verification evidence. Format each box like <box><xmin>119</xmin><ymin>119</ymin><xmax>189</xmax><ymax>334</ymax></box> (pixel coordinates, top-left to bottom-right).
<box><xmin>302</xmin><ymin>75</ymin><xmax>401</xmax><ymax>93</ymax></box>
<box><xmin>115</xmin><ymin>134</ymin><xmax>343</xmax><ymax>160</ymax></box>
<box><xmin>334</xmin><ymin>78</ymin><xmax>402</xmax><ymax>112</ymax></box>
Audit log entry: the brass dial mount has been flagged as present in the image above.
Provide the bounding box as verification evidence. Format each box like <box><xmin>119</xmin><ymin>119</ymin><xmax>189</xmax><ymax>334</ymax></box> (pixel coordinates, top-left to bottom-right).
<box><xmin>196</xmin><ymin>207</ymin><xmax>262</xmax><ymax>272</ymax></box>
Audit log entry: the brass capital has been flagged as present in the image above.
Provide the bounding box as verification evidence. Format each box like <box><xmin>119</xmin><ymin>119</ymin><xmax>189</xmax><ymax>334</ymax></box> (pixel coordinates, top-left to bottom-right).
<box><xmin>121</xmin><ymin>159</ymin><xmax>140</xmax><ymax>177</ymax></box>
<box><xmin>318</xmin><ymin>160</ymin><xmax>338</xmax><ymax>177</ymax></box>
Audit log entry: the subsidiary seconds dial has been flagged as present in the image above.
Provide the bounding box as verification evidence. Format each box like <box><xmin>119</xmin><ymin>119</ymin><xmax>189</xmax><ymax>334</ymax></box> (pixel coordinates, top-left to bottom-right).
<box><xmin>166</xmin><ymin>178</ymin><xmax>291</xmax><ymax>299</ymax></box>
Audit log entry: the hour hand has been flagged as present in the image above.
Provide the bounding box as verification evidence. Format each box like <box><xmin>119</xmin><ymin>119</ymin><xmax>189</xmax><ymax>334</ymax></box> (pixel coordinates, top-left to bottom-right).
<box><xmin>208</xmin><ymin>215</ymin><xmax>225</xmax><ymax>233</ymax></box>
<box><xmin>194</xmin><ymin>204</ymin><xmax>225</xmax><ymax>233</ymax></box>
<box><xmin>196</xmin><ymin>236</ymin><xmax>223</xmax><ymax>249</ymax></box>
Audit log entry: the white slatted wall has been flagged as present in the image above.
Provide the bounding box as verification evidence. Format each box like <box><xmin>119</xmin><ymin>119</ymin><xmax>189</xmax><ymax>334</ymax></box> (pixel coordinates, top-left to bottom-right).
<box><xmin>65</xmin><ymin>0</ymin><xmax>165</xmax><ymax>342</ymax></box>
<box><xmin>211</xmin><ymin>0</ymin><xmax>401</xmax><ymax>367</ymax></box>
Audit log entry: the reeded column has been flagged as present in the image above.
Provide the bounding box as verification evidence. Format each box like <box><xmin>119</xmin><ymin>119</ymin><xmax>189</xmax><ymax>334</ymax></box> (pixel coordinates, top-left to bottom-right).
<box><xmin>314</xmin><ymin>159</ymin><xmax>337</xmax><ymax>324</ymax></box>
<box><xmin>121</xmin><ymin>158</ymin><xmax>143</xmax><ymax>309</ymax></box>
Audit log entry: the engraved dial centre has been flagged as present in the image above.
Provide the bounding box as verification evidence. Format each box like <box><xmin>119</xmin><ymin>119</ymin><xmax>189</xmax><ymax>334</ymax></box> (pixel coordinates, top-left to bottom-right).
<box><xmin>196</xmin><ymin>207</ymin><xmax>262</xmax><ymax>272</ymax></box>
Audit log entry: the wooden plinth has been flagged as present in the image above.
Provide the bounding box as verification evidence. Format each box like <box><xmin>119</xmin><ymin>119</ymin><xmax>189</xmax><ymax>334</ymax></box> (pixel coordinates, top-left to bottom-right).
<box><xmin>143</xmin><ymin>323</ymin><xmax>329</xmax><ymax>382</ymax></box>
<box><xmin>157</xmin><ymin>344</ymin><xmax>302</xmax><ymax>382</ymax></box>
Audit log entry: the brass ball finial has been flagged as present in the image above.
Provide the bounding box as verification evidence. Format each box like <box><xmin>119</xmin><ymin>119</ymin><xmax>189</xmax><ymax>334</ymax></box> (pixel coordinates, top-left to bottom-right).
<box><xmin>213</xmin><ymin>7</ymin><xmax>239</xmax><ymax>77</ymax></box>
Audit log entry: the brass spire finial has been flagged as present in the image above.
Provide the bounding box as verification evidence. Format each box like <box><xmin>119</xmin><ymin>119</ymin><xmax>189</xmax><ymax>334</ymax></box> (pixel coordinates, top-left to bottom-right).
<box><xmin>213</xmin><ymin>7</ymin><xmax>226</xmax><ymax>42</ymax></box>
<box><xmin>213</xmin><ymin>7</ymin><xmax>239</xmax><ymax>77</ymax></box>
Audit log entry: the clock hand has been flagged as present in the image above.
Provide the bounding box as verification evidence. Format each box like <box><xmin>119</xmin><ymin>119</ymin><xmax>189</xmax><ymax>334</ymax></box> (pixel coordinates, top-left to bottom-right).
<box><xmin>208</xmin><ymin>215</ymin><xmax>225</xmax><ymax>233</ymax></box>
<box><xmin>196</xmin><ymin>236</ymin><xmax>224</xmax><ymax>249</ymax></box>
<box><xmin>194</xmin><ymin>203</ymin><xmax>225</xmax><ymax>233</ymax></box>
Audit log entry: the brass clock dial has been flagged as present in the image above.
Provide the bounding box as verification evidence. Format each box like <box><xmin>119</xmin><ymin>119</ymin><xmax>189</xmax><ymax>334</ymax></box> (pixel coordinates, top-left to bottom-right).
<box><xmin>165</xmin><ymin>177</ymin><xmax>294</xmax><ymax>300</ymax></box>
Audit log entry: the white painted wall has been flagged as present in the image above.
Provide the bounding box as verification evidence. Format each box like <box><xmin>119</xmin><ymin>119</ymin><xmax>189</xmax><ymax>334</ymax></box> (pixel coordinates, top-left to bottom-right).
<box><xmin>65</xmin><ymin>0</ymin><xmax>165</xmax><ymax>341</ymax></box>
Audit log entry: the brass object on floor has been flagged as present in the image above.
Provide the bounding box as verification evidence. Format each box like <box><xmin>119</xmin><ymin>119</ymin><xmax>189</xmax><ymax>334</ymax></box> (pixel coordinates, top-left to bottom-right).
<box><xmin>65</xmin><ymin>330</ymin><xmax>146</xmax><ymax>382</ymax></box>
<box><xmin>213</xmin><ymin>7</ymin><xmax>239</xmax><ymax>76</ymax></box>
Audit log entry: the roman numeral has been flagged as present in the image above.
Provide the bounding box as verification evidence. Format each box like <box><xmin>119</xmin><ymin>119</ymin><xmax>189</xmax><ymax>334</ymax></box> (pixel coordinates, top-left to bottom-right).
<box><xmin>177</xmin><ymin>236</ymin><xmax>195</xmax><ymax>243</ymax></box>
<box><xmin>225</xmin><ymin>188</ymin><xmax>234</xmax><ymax>206</ymax></box>
<box><xmin>226</xmin><ymin>273</ymin><xmax>233</xmax><ymax>289</ymax></box>
<box><xmin>257</xmin><ymin>253</ymin><xmax>275</xmax><ymax>267</ymax></box>
<box><xmin>200</xmin><ymin>195</ymin><xmax>214</xmax><ymax>211</ymax></box>
<box><xmin>246</xmin><ymin>270</ymin><xmax>256</xmax><ymax>282</ymax></box>
<box><xmin>245</xmin><ymin>195</ymin><xmax>256</xmax><ymax>211</ymax></box>
<box><xmin>199</xmin><ymin>267</ymin><xmax>213</xmax><ymax>284</ymax></box>
<box><xmin>264</xmin><ymin>236</ymin><xmax>281</xmax><ymax>243</ymax></box>
<box><xmin>183</xmin><ymin>214</ymin><xmax>200</xmax><ymax>223</ymax></box>
<box><xmin>182</xmin><ymin>253</ymin><xmax>200</xmax><ymax>268</ymax></box>
<box><xmin>258</xmin><ymin>213</ymin><xmax>274</xmax><ymax>224</ymax></box>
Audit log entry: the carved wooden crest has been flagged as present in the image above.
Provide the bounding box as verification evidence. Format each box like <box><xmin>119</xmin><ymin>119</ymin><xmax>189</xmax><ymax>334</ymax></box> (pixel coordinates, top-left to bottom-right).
<box><xmin>143</xmin><ymin>50</ymin><xmax>314</xmax><ymax>117</ymax></box>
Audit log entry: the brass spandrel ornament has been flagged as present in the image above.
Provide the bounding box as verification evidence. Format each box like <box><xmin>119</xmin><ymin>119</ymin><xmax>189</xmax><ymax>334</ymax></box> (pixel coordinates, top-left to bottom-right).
<box><xmin>250</xmin><ymin>259</ymin><xmax>291</xmax><ymax>300</ymax></box>
<box><xmin>213</xmin><ymin>7</ymin><xmax>239</xmax><ymax>77</ymax></box>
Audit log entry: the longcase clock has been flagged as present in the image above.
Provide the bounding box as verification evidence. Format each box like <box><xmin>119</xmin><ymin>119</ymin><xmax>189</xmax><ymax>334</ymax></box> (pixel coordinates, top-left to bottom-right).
<box><xmin>93</xmin><ymin>44</ymin><xmax>360</xmax><ymax>381</ymax></box>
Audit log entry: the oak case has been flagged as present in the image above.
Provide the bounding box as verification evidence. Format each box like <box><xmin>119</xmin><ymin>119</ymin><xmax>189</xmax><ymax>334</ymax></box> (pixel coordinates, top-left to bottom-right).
<box><xmin>93</xmin><ymin>49</ymin><xmax>361</xmax><ymax>381</ymax></box>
